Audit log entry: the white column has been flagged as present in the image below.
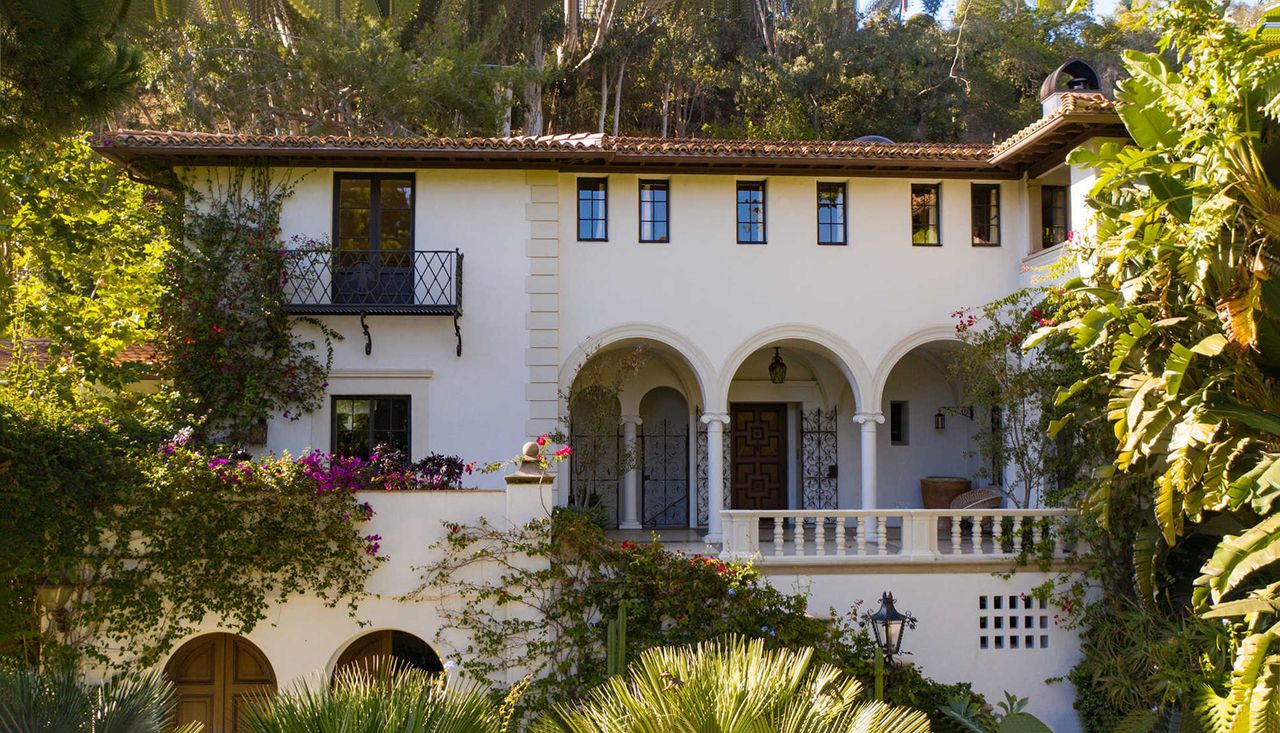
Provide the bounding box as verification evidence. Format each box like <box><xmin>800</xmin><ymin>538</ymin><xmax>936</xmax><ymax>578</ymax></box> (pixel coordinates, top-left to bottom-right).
<box><xmin>853</xmin><ymin>412</ymin><xmax>885</xmax><ymax>539</ymax></box>
<box><xmin>701</xmin><ymin>412</ymin><xmax>731</xmax><ymax>544</ymax></box>
<box><xmin>620</xmin><ymin>415</ymin><xmax>643</xmax><ymax>530</ymax></box>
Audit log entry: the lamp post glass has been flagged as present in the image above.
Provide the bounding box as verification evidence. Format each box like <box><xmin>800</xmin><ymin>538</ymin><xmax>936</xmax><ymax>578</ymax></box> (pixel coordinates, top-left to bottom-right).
<box><xmin>870</xmin><ymin>592</ymin><xmax>909</xmax><ymax>658</ymax></box>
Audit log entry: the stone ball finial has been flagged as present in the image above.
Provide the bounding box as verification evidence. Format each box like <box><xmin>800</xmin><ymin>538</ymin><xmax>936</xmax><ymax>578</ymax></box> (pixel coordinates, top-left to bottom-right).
<box><xmin>522</xmin><ymin>441</ymin><xmax>540</xmax><ymax>459</ymax></box>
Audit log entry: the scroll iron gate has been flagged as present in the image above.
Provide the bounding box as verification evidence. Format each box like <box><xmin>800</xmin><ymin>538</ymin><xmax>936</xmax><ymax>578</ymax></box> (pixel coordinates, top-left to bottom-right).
<box><xmin>641</xmin><ymin>418</ymin><xmax>690</xmax><ymax>528</ymax></box>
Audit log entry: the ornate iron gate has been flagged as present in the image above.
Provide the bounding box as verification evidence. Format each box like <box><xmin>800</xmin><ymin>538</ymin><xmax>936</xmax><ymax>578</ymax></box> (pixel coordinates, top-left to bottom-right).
<box><xmin>800</xmin><ymin>408</ymin><xmax>838</xmax><ymax>510</ymax></box>
<box><xmin>641</xmin><ymin>419</ymin><xmax>689</xmax><ymax>527</ymax></box>
<box><xmin>569</xmin><ymin>426</ymin><xmax>621</xmax><ymax>526</ymax></box>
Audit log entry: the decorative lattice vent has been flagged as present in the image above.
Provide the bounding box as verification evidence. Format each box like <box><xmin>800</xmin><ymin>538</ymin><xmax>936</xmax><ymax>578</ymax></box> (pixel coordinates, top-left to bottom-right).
<box><xmin>978</xmin><ymin>594</ymin><xmax>1050</xmax><ymax>650</ymax></box>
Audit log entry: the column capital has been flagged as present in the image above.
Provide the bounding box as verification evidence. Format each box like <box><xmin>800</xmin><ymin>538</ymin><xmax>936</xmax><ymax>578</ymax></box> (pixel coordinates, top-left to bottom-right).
<box><xmin>700</xmin><ymin>411</ymin><xmax>730</xmax><ymax>426</ymax></box>
<box><xmin>619</xmin><ymin>414</ymin><xmax>643</xmax><ymax>427</ymax></box>
<box><xmin>852</xmin><ymin>411</ymin><xmax>885</xmax><ymax>425</ymax></box>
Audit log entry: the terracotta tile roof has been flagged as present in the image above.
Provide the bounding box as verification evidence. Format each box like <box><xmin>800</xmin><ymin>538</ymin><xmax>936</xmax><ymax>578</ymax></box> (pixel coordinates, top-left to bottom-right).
<box><xmin>990</xmin><ymin>93</ymin><xmax>1119</xmax><ymax>159</ymax></box>
<box><xmin>99</xmin><ymin>130</ymin><xmax>991</xmax><ymax>161</ymax></box>
<box><xmin>0</xmin><ymin>339</ymin><xmax>158</xmax><ymax>370</ymax></box>
<box><xmin>96</xmin><ymin>97</ymin><xmax>1122</xmax><ymax>176</ymax></box>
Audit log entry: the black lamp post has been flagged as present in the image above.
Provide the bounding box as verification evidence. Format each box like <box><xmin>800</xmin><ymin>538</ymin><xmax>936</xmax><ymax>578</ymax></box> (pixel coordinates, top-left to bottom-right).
<box><xmin>869</xmin><ymin>592</ymin><xmax>909</xmax><ymax>658</ymax></box>
<box><xmin>868</xmin><ymin>592</ymin><xmax>912</xmax><ymax>700</ymax></box>
<box><xmin>768</xmin><ymin>347</ymin><xmax>787</xmax><ymax>384</ymax></box>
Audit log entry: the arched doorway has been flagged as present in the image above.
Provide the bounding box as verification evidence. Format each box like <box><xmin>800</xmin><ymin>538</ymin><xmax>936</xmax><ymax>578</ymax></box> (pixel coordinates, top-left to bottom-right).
<box><xmin>164</xmin><ymin>633</ymin><xmax>276</xmax><ymax>733</ymax></box>
<box><xmin>332</xmin><ymin>630</ymin><xmax>444</xmax><ymax>679</ymax></box>
<box><xmin>639</xmin><ymin>387</ymin><xmax>691</xmax><ymax>528</ymax></box>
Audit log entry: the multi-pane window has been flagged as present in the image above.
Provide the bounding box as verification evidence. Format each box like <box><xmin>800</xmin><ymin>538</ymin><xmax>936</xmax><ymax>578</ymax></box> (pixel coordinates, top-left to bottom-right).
<box><xmin>736</xmin><ymin>181</ymin><xmax>766</xmax><ymax>244</ymax></box>
<box><xmin>972</xmin><ymin>184</ymin><xmax>1001</xmax><ymax>246</ymax></box>
<box><xmin>1041</xmin><ymin>185</ymin><xmax>1069</xmax><ymax>249</ymax></box>
<box><xmin>334</xmin><ymin>173</ymin><xmax>414</xmax><ymax>304</ymax></box>
<box><xmin>639</xmin><ymin>180</ymin><xmax>669</xmax><ymax>243</ymax></box>
<box><xmin>911</xmin><ymin>183</ymin><xmax>941</xmax><ymax>246</ymax></box>
<box><xmin>890</xmin><ymin>401</ymin><xmax>909</xmax><ymax>445</ymax></box>
<box><xmin>332</xmin><ymin>396</ymin><xmax>410</xmax><ymax>459</ymax></box>
<box><xmin>817</xmin><ymin>182</ymin><xmax>847</xmax><ymax>245</ymax></box>
<box><xmin>577</xmin><ymin>178</ymin><xmax>608</xmax><ymax>241</ymax></box>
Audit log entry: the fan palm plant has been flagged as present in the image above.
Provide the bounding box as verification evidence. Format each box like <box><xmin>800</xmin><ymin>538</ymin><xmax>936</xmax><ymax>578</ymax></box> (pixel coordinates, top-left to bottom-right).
<box><xmin>534</xmin><ymin>637</ymin><xmax>932</xmax><ymax>733</ymax></box>
<box><xmin>242</xmin><ymin>660</ymin><xmax>507</xmax><ymax>733</ymax></box>
<box><xmin>0</xmin><ymin>664</ymin><xmax>193</xmax><ymax>733</ymax></box>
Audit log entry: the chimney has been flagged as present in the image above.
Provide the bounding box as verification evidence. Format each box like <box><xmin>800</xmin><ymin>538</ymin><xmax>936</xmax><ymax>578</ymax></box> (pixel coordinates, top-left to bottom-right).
<box><xmin>1039</xmin><ymin>58</ymin><xmax>1102</xmax><ymax>116</ymax></box>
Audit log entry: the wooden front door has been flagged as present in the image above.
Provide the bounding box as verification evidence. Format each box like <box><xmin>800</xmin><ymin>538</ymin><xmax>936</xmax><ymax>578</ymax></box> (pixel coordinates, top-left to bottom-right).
<box><xmin>731</xmin><ymin>403</ymin><xmax>789</xmax><ymax>510</ymax></box>
<box><xmin>165</xmin><ymin>633</ymin><xmax>276</xmax><ymax>733</ymax></box>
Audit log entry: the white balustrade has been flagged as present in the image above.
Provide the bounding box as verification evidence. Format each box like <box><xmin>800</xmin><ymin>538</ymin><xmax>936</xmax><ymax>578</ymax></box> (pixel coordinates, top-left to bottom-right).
<box><xmin>718</xmin><ymin>508</ymin><xmax>1078</xmax><ymax>564</ymax></box>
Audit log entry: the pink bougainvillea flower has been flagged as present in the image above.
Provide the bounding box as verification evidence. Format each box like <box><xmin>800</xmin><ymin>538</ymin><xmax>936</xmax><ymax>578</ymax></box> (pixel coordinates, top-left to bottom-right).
<box><xmin>536</xmin><ymin>434</ymin><xmax>548</xmax><ymax>447</ymax></box>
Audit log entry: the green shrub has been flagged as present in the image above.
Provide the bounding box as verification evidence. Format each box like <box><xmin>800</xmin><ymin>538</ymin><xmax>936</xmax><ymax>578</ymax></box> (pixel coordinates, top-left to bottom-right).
<box><xmin>0</xmin><ymin>663</ymin><xmax>192</xmax><ymax>733</ymax></box>
<box><xmin>422</xmin><ymin>510</ymin><xmax>984</xmax><ymax>730</ymax></box>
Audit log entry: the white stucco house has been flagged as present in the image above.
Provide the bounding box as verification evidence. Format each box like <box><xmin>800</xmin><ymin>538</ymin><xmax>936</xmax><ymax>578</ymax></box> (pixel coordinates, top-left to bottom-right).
<box><xmin>94</xmin><ymin>60</ymin><xmax>1124</xmax><ymax>732</ymax></box>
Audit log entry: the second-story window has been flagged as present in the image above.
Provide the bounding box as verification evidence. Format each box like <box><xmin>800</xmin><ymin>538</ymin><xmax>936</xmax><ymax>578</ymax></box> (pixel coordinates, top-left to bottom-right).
<box><xmin>639</xmin><ymin>180</ymin><xmax>669</xmax><ymax>242</ymax></box>
<box><xmin>972</xmin><ymin>184</ymin><xmax>1000</xmax><ymax>246</ymax></box>
<box><xmin>911</xmin><ymin>183</ymin><xmax>941</xmax><ymax>246</ymax></box>
<box><xmin>817</xmin><ymin>182</ymin><xmax>846</xmax><ymax>245</ymax></box>
<box><xmin>1041</xmin><ymin>185</ymin><xmax>1069</xmax><ymax>249</ymax></box>
<box><xmin>334</xmin><ymin>173</ymin><xmax>414</xmax><ymax>305</ymax></box>
<box><xmin>578</xmin><ymin>178</ymin><xmax>608</xmax><ymax>241</ymax></box>
<box><xmin>737</xmin><ymin>181</ymin><xmax>766</xmax><ymax>244</ymax></box>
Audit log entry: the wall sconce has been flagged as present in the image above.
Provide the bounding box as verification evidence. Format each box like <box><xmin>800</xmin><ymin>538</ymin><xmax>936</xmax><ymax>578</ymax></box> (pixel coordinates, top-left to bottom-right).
<box><xmin>768</xmin><ymin>348</ymin><xmax>787</xmax><ymax>384</ymax></box>
<box><xmin>934</xmin><ymin>406</ymin><xmax>974</xmax><ymax>430</ymax></box>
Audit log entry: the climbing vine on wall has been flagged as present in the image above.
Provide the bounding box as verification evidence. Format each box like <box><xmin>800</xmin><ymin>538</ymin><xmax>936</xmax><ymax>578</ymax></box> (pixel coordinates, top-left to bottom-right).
<box><xmin>158</xmin><ymin>166</ymin><xmax>337</xmax><ymax>445</ymax></box>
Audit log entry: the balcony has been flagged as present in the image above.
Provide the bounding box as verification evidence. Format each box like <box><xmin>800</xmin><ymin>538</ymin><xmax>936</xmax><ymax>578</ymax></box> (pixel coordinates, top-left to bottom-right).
<box><xmin>281</xmin><ymin>248</ymin><xmax>463</xmax><ymax>316</ymax></box>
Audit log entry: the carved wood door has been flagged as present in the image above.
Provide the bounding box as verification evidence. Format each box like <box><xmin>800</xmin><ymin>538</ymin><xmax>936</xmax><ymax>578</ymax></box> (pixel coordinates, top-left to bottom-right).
<box><xmin>165</xmin><ymin>633</ymin><xmax>276</xmax><ymax>733</ymax></box>
<box><xmin>731</xmin><ymin>403</ymin><xmax>788</xmax><ymax>510</ymax></box>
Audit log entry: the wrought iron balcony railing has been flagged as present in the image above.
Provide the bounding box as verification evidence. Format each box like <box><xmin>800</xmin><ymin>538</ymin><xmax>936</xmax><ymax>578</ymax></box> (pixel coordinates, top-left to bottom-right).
<box><xmin>281</xmin><ymin>248</ymin><xmax>462</xmax><ymax>316</ymax></box>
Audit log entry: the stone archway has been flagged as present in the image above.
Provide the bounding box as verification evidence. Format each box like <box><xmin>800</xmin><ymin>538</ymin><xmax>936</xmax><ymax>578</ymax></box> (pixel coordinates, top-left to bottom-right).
<box><xmin>164</xmin><ymin>633</ymin><xmax>276</xmax><ymax>733</ymax></box>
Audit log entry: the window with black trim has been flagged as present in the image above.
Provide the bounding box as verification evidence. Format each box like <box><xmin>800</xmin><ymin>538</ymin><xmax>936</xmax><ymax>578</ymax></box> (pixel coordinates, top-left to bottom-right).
<box><xmin>639</xmin><ymin>180</ymin><xmax>669</xmax><ymax>242</ymax></box>
<box><xmin>577</xmin><ymin>178</ymin><xmax>608</xmax><ymax>241</ymax></box>
<box><xmin>334</xmin><ymin>173</ymin><xmax>415</xmax><ymax>304</ymax></box>
<box><xmin>890</xmin><ymin>401</ymin><xmax>909</xmax><ymax>445</ymax></box>
<box><xmin>1041</xmin><ymin>185</ymin><xmax>1069</xmax><ymax>249</ymax></box>
<box><xmin>911</xmin><ymin>183</ymin><xmax>941</xmax><ymax>246</ymax></box>
<box><xmin>736</xmin><ymin>181</ymin><xmax>766</xmax><ymax>244</ymax></box>
<box><xmin>332</xmin><ymin>396</ymin><xmax>410</xmax><ymax>459</ymax></box>
<box><xmin>972</xmin><ymin>184</ymin><xmax>1000</xmax><ymax>246</ymax></box>
<box><xmin>817</xmin><ymin>182</ymin><xmax>846</xmax><ymax>245</ymax></box>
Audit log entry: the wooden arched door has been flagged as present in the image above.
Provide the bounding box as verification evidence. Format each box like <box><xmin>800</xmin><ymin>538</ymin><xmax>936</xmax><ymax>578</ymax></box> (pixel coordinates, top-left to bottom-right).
<box><xmin>332</xmin><ymin>630</ymin><xmax>443</xmax><ymax>680</ymax></box>
<box><xmin>164</xmin><ymin>633</ymin><xmax>276</xmax><ymax>733</ymax></box>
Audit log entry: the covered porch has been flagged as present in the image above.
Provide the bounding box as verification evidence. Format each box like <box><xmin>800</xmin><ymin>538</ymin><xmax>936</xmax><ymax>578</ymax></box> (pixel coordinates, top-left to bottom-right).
<box><xmin>566</xmin><ymin>327</ymin><xmax>996</xmax><ymax>543</ymax></box>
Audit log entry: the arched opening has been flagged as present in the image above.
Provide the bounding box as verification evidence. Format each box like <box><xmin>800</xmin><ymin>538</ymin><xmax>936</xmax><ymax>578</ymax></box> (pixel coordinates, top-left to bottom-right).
<box><xmin>164</xmin><ymin>632</ymin><xmax>276</xmax><ymax>733</ymax></box>
<box><xmin>332</xmin><ymin>630</ymin><xmax>444</xmax><ymax>680</ymax></box>
<box><xmin>721</xmin><ymin>339</ymin><xmax>860</xmax><ymax>512</ymax></box>
<box><xmin>878</xmin><ymin>339</ymin><xmax>984</xmax><ymax>509</ymax></box>
<box><xmin>639</xmin><ymin>387</ymin><xmax>691</xmax><ymax>528</ymax></box>
<box><xmin>565</xmin><ymin>338</ymin><xmax>705</xmax><ymax>529</ymax></box>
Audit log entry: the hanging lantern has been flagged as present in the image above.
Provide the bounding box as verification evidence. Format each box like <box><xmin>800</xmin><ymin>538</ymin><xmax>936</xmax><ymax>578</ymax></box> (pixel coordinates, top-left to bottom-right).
<box><xmin>869</xmin><ymin>592</ymin><xmax>911</xmax><ymax>658</ymax></box>
<box><xmin>768</xmin><ymin>348</ymin><xmax>787</xmax><ymax>384</ymax></box>
<box><xmin>934</xmin><ymin>411</ymin><xmax>945</xmax><ymax>430</ymax></box>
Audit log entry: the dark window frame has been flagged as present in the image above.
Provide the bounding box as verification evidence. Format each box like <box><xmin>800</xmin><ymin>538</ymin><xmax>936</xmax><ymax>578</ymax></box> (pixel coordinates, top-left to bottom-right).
<box><xmin>332</xmin><ymin>172</ymin><xmax>417</xmax><ymax>253</ymax></box>
<box><xmin>1040</xmin><ymin>185</ymin><xmax>1070</xmax><ymax>250</ymax></box>
<box><xmin>638</xmin><ymin>179</ymin><xmax>670</xmax><ymax>243</ymax></box>
<box><xmin>577</xmin><ymin>177</ymin><xmax>609</xmax><ymax>242</ymax></box>
<box><xmin>971</xmin><ymin>183</ymin><xmax>1001</xmax><ymax>247</ymax></box>
<box><xmin>911</xmin><ymin>183</ymin><xmax>942</xmax><ymax>247</ymax></box>
<box><xmin>736</xmin><ymin>180</ymin><xmax>767</xmax><ymax>244</ymax></box>
<box><xmin>890</xmin><ymin>400</ymin><xmax>909</xmax><ymax>446</ymax></box>
<box><xmin>331</xmin><ymin>395</ymin><xmax>412</xmax><ymax>460</ymax></box>
<box><xmin>816</xmin><ymin>181</ymin><xmax>847</xmax><ymax>246</ymax></box>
